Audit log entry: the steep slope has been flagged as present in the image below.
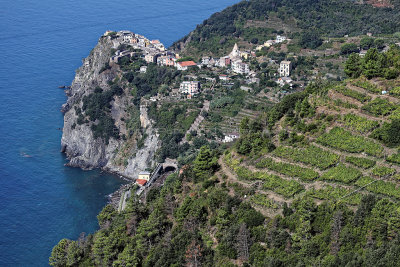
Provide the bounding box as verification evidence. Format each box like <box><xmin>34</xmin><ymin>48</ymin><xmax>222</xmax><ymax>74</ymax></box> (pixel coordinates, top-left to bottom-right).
<box><xmin>61</xmin><ymin>35</ymin><xmax>160</xmax><ymax>179</ymax></box>
<box><xmin>50</xmin><ymin>46</ymin><xmax>400</xmax><ymax>267</ymax></box>
<box><xmin>171</xmin><ymin>0</ymin><xmax>400</xmax><ymax>56</ymax></box>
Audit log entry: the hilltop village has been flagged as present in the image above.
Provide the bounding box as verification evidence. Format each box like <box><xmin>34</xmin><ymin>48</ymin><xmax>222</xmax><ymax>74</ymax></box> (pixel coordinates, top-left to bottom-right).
<box><xmin>105</xmin><ymin>30</ymin><xmax>297</xmax><ymax>100</ymax></box>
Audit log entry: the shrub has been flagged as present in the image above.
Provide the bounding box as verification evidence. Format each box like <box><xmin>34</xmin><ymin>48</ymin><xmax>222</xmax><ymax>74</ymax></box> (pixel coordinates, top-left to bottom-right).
<box><xmin>345</xmin><ymin>156</ymin><xmax>376</xmax><ymax>169</ymax></box>
<box><xmin>340</xmin><ymin>43</ymin><xmax>359</xmax><ymax>55</ymax></box>
<box><xmin>370</xmin><ymin>120</ymin><xmax>400</xmax><ymax>147</ymax></box>
<box><xmin>272</xmin><ymin>145</ymin><xmax>339</xmax><ymax>170</ymax></box>
<box><xmin>371</xmin><ymin>166</ymin><xmax>396</xmax><ymax>177</ymax></box>
<box><xmin>321</xmin><ymin>164</ymin><xmax>362</xmax><ymax>184</ymax></box>
<box><xmin>317</xmin><ymin>127</ymin><xmax>383</xmax><ymax>157</ymax></box>
<box><xmin>362</xmin><ymin>98</ymin><xmax>396</xmax><ymax>116</ymax></box>
<box><xmin>255</xmin><ymin>157</ymin><xmax>319</xmax><ymax>181</ymax></box>
<box><xmin>250</xmin><ymin>194</ymin><xmax>279</xmax><ymax>209</ymax></box>
<box><xmin>351</xmin><ymin>79</ymin><xmax>381</xmax><ymax>93</ymax></box>
<box><xmin>340</xmin><ymin>113</ymin><xmax>379</xmax><ymax>133</ymax></box>
<box><xmin>306</xmin><ymin>186</ymin><xmax>362</xmax><ymax>205</ymax></box>
<box><xmin>387</xmin><ymin>153</ymin><xmax>400</xmax><ymax>165</ymax></box>
<box><xmin>356</xmin><ymin>176</ymin><xmax>400</xmax><ymax>199</ymax></box>
<box><xmin>335</xmin><ymin>85</ymin><xmax>371</xmax><ymax>102</ymax></box>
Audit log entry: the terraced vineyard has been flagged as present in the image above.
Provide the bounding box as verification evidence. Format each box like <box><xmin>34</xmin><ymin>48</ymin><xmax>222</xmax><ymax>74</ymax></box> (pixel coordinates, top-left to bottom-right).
<box><xmin>218</xmin><ymin>77</ymin><xmax>400</xmax><ymax>216</ymax></box>
<box><xmin>201</xmin><ymin>90</ymin><xmax>273</xmax><ymax>135</ymax></box>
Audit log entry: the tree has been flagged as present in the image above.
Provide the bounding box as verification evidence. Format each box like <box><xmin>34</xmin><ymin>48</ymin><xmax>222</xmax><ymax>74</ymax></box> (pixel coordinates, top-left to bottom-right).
<box><xmin>362</xmin><ymin>48</ymin><xmax>383</xmax><ymax>78</ymax></box>
<box><xmin>49</xmin><ymin>239</ymin><xmax>69</xmax><ymax>267</ymax></box>
<box><xmin>341</xmin><ymin>43</ymin><xmax>359</xmax><ymax>55</ymax></box>
<box><xmin>374</xmin><ymin>39</ymin><xmax>385</xmax><ymax>50</ymax></box>
<box><xmin>360</xmin><ymin>37</ymin><xmax>374</xmax><ymax>50</ymax></box>
<box><xmin>299</xmin><ymin>31</ymin><xmax>323</xmax><ymax>49</ymax></box>
<box><xmin>192</xmin><ymin>146</ymin><xmax>219</xmax><ymax>180</ymax></box>
<box><xmin>344</xmin><ymin>53</ymin><xmax>362</xmax><ymax>78</ymax></box>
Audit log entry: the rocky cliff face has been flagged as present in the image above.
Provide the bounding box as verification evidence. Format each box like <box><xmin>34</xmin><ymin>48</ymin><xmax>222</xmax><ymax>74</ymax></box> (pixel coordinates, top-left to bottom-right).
<box><xmin>61</xmin><ymin>35</ymin><xmax>160</xmax><ymax>179</ymax></box>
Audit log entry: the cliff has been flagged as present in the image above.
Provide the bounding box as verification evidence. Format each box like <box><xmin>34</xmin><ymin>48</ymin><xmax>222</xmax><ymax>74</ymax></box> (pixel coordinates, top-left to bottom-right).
<box><xmin>61</xmin><ymin>35</ymin><xmax>160</xmax><ymax>179</ymax></box>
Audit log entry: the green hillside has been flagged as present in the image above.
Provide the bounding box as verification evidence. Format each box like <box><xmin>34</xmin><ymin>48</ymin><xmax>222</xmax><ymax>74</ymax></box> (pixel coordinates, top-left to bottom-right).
<box><xmin>50</xmin><ymin>46</ymin><xmax>400</xmax><ymax>266</ymax></box>
<box><xmin>172</xmin><ymin>0</ymin><xmax>400</xmax><ymax>56</ymax></box>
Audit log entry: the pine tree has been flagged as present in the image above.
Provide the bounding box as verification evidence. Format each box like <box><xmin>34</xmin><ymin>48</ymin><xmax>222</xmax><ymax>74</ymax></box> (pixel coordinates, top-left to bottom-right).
<box><xmin>344</xmin><ymin>53</ymin><xmax>362</xmax><ymax>78</ymax></box>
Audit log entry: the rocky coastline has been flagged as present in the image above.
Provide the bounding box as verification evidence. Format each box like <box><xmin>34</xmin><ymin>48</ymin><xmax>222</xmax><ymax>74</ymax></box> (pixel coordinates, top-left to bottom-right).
<box><xmin>60</xmin><ymin>33</ymin><xmax>160</xmax><ymax>181</ymax></box>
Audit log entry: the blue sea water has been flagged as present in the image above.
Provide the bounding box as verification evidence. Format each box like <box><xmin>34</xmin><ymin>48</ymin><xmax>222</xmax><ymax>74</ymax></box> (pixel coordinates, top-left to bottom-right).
<box><xmin>0</xmin><ymin>0</ymin><xmax>238</xmax><ymax>265</ymax></box>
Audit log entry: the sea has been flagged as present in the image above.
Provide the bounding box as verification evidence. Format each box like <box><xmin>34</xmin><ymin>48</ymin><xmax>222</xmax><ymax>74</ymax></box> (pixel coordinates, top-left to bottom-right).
<box><xmin>0</xmin><ymin>0</ymin><xmax>238</xmax><ymax>265</ymax></box>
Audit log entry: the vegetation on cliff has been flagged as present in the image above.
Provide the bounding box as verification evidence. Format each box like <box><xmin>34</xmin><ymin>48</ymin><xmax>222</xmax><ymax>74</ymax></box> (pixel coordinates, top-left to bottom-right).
<box><xmin>172</xmin><ymin>0</ymin><xmax>400</xmax><ymax>56</ymax></box>
<box><xmin>51</xmin><ymin>43</ymin><xmax>400</xmax><ymax>266</ymax></box>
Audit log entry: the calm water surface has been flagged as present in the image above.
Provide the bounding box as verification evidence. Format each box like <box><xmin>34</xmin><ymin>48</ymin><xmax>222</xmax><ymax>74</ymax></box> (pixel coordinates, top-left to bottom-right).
<box><xmin>0</xmin><ymin>0</ymin><xmax>238</xmax><ymax>265</ymax></box>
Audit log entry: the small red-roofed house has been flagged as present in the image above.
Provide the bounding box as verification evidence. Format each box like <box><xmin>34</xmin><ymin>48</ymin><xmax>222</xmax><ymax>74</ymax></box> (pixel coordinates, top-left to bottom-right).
<box><xmin>136</xmin><ymin>179</ymin><xmax>147</xmax><ymax>187</ymax></box>
<box><xmin>176</xmin><ymin>61</ymin><xmax>197</xmax><ymax>71</ymax></box>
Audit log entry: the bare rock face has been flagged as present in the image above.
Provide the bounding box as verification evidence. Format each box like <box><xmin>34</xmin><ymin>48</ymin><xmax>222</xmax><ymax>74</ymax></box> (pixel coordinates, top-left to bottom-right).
<box><xmin>61</xmin><ymin>35</ymin><xmax>160</xmax><ymax>179</ymax></box>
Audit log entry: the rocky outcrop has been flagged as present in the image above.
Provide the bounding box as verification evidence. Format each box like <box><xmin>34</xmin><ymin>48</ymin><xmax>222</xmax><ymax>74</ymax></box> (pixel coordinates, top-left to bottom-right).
<box><xmin>61</xmin><ymin>35</ymin><xmax>160</xmax><ymax>179</ymax></box>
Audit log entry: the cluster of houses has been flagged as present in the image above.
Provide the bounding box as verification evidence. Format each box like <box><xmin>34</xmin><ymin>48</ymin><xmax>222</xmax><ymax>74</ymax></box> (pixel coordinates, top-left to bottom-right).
<box><xmin>199</xmin><ymin>43</ymin><xmax>252</xmax><ymax>75</ymax></box>
<box><xmin>105</xmin><ymin>30</ymin><xmax>294</xmax><ymax>95</ymax></box>
<box><xmin>256</xmin><ymin>35</ymin><xmax>288</xmax><ymax>51</ymax></box>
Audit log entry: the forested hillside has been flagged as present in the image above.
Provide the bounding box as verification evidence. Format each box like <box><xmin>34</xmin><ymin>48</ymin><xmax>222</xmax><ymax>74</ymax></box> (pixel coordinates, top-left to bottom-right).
<box><xmin>50</xmin><ymin>46</ymin><xmax>400</xmax><ymax>266</ymax></box>
<box><xmin>171</xmin><ymin>0</ymin><xmax>400</xmax><ymax>56</ymax></box>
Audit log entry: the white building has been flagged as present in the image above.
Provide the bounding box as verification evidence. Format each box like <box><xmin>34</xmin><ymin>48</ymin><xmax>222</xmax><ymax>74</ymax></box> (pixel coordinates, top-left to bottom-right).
<box><xmin>279</xmin><ymin>60</ymin><xmax>292</xmax><ymax>77</ymax></box>
<box><xmin>140</xmin><ymin>66</ymin><xmax>147</xmax><ymax>73</ymax></box>
<box><xmin>145</xmin><ymin>54</ymin><xmax>157</xmax><ymax>63</ymax></box>
<box><xmin>219</xmin><ymin>75</ymin><xmax>230</xmax><ymax>82</ymax></box>
<box><xmin>201</xmin><ymin>56</ymin><xmax>210</xmax><ymax>66</ymax></box>
<box><xmin>276</xmin><ymin>35</ymin><xmax>287</xmax><ymax>43</ymax></box>
<box><xmin>276</xmin><ymin>77</ymin><xmax>293</xmax><ymax>87</ymax></box>
<box><xmin>232</xmin><ymin>60</ymin><xmax>250</xmax><ymax>75</ymax></box>
<box><xmin>121</xmin><ymin>31</ymin><xmax>134</xmax><ymax>43</ymax></box>
<box><xmin>180</xmin><ymin>81</ymin><xmax>200</xmax><ymax>95</ymax></box>
<box><xmin>223</xmin><ymin>133</ymin><xmax>239</xmax><ymax>143</ymax></box>
<box><xmin>229</xmin><ymin>43</ymin><xmax>241</xmax><ymax>59</ymax></box>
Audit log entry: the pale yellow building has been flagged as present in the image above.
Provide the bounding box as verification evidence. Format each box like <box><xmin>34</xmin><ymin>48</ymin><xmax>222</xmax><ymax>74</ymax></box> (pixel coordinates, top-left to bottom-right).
<box><xmin>138</xmin><ymin>171</ymin><xmax>151</xmax><ymax>181</ymax></box>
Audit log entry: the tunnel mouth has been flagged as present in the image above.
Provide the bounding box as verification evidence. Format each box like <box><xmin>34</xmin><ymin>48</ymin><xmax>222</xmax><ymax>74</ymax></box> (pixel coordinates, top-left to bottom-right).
<box><xmin>163</xmin><ymin>166</ymin><xmax>176</xmax><ymax>173</ymax></box>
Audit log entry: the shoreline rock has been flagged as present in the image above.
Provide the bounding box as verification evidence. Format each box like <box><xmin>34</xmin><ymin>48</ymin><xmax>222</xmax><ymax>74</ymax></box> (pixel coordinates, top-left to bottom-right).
<box><xmin>61</xmin><ymin>34</ymin><xmax>160</xmax><ymax>180</ymax></box>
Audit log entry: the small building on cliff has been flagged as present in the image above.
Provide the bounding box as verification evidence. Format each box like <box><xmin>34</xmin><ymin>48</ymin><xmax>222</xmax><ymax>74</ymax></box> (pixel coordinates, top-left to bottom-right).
<box><xmin>138</xmin><ymin>171</ymin><xmax>151</xmax><ymax>181</ymax></box>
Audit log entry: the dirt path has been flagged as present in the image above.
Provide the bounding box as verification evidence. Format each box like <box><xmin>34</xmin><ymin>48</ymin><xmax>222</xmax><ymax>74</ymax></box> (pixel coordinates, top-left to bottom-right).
<box><xmin>180</xmin><ymin>100</ymin><xmax>210</xmax><ymax>144</ymax></box>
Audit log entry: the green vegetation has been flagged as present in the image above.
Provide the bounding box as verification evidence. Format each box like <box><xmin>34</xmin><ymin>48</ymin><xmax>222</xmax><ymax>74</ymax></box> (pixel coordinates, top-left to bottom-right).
<box><xmin>356</xmin><ymin>176</ymin><xmax>400</xmax><ymax>199</ymax></box>
<box><xmin>255</xmin><ymin>157</ymin><xmax>319</xmax><ymax>181</ymax></box>
<box><xmin>345</xmin><ymin>46</ymin><xmax>400</xmax><ymax>80</ymax></box>
<box><xmin>317</xmin><ymin>127</ymin><xmax>383</xmax><ymax>157</ymax></box>
<box><xmin>345</xmin><ymin>156</ymin><xmax>376</xmax><ymax>169</ymax></box>
<box><xmin>173</xmin><ymin>0</ymin><xmax>400</xmax><ymax>56</ymax></box>
<box><xmin>250</xmin><ymin>194</ymin><xmax>279</xmax><ymax>209</ymax></box>
<box><xmin>390</xmin><ymin>86</ymin><xmax>400</xmax><ymax>97</ymax></box>
<box><xmin>351</xmin><ymin>79</ymin><xmax>381</xmax><ymax>93</ymax></box>
<box><xmin>340</xmin><ymin>113</ymin><xmax>379</xmax><ymax>133</ymax></box>
<box><xmin>54</xmin><ymin>4</ymin><xmax>400</xmax><ymax>265</ymax></box>
<box><xmin>320</xmin><ymin>164</ymin><xmax>362</xmax><ymax>184</ymax></box>
<box><xmin>272</xmin><ymin>145</ymin><xmax>339</xmax><ymax>170</ymax></box>
<box><xmin>224</xmin><ymin>152</ymin><xmax>304</xmax><ymax>198</ymax></box>
<box><xmin>371</xmin><ymin>166</ymin><xmax>396</xmax><ymax>177</ymax></box>
<box><xmin>340</xmin><ymin>43</ymin><xmax>359</xmax><ymax>55</ymax></box>
<box><xmin>387</xmin><ymin>153</ymin><xmax>400</xmax><ymax>165</ymax></box>
<box><xmin>261</xmin><ymin>175</ymin><xmax>304</xmax><ymax>198</ymax></box>
<box><xmin>335</xmin><ymin>85</ymin><xmax>371</xmax><ymax>102</ymax></box>
<box><xmin>362</xmin><ymin>98</ymin><xmax>396</xmax><ymax>116</ymax></box>
<box><xmin>80</xmin><ymin>85</ymin><xmax>123</xmax><ymax>142</ymax></box>
<box><xmin>389</xmin><ymin>107</ymin><xmax>400</xmax><ymax>120</ymax></box>
<box><xmin>370</xmin><ymin>119</ymin><xmax>400</xmax><ymax>147</ymax></box>
<box><xmin>333</xmin><ymin>99</ymin><xmax>358</xmax><ymax>109</ymax></box>
<box><xmin>306</xmin><ymin>186</ymin><xmax>362</xmax><ymax>205</ymax></box>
